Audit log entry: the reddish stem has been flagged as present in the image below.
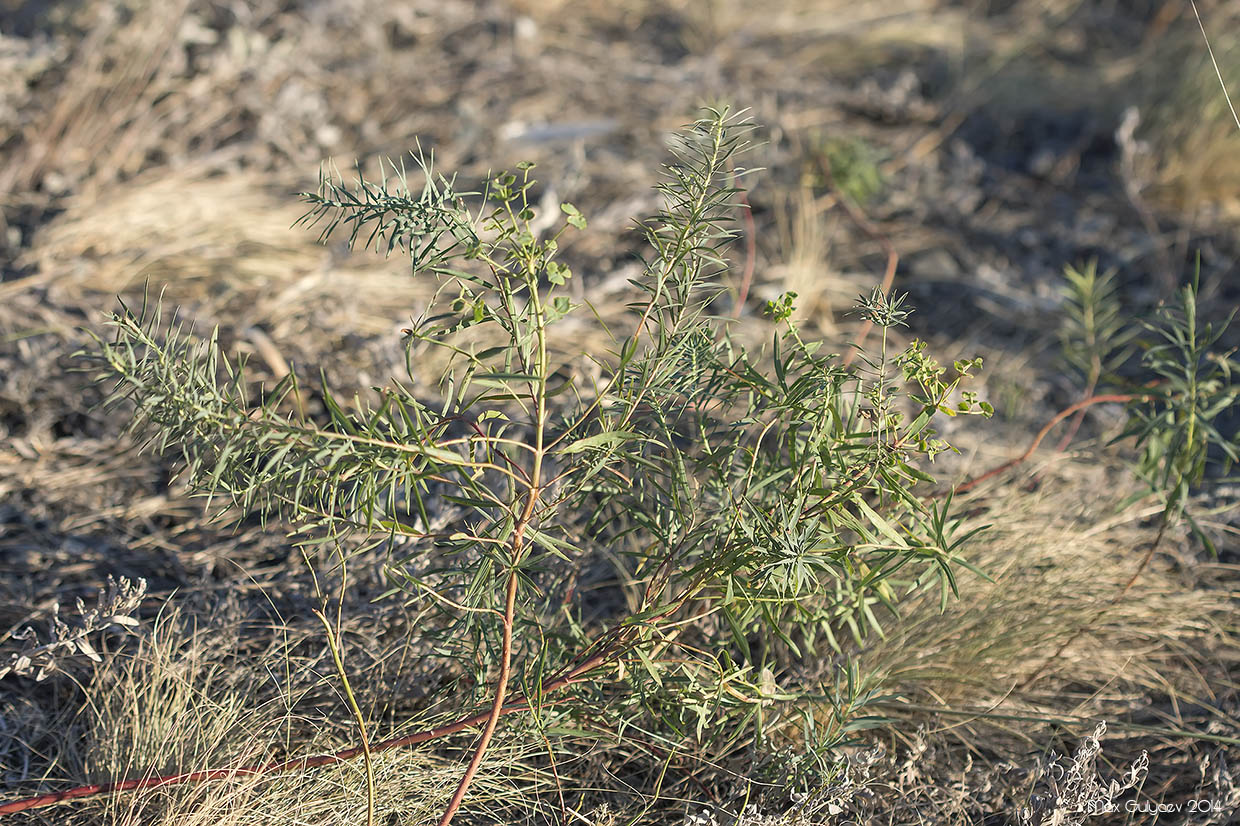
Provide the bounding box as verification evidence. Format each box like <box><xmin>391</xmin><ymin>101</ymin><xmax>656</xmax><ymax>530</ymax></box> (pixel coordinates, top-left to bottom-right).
<box><xmin>436</xmin><ymin>567</ymin><xmax>519</xmax><ymax>826</ymax></box>
<box><xmin>1053</xmin><ymin>372</ymin><xmax>1100</xmax><ymax>453</ymax></box>
<box><xmin>0</xmin><ymin>643</ymin><xmax>617</xmax><ymax>816</ymax></box>
<box><xmin>951</xmin><ymin>394</ymin><xmax>1145</xmax><ymax>496</ymax></box>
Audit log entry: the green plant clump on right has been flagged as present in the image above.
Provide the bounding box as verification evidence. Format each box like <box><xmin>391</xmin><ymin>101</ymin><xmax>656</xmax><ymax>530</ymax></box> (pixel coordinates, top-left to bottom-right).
<box><xmin>1058</xmin><ymin>258</ymin><xmax>1239</xmax><ymax>552</ymax></box>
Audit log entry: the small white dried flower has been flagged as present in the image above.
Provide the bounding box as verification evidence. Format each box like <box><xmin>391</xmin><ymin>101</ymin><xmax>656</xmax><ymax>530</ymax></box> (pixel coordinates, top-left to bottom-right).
<box><xmin>0</xmin><ymin>576</ymin><xmax>147</xmax><ymax>681</ymax></box>
<box><xmin>1018</xmin><ymin>722</ymin><xmax>1148</xmax><ymax>826</ymax></box>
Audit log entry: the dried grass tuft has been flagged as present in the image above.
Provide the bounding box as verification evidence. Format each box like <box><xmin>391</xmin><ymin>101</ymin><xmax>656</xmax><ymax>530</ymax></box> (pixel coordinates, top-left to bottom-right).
<box><xmin>861</xmin><ymin>452</ymin><xmax>1237</xmax><ymax>707</ymax></box>
<box><xmin>1129</xmin><ymin>11</ymin><xmax>1240</xmax><ymax>214</ymax></box>
<box><xmin>3</xmin><ymin>605</ymin><xmax>566</xmax><ymax>825</ymax></box>
<box><xmin>18</xmin><ymin>172</ymin><xmax>323</xmax><ymax>302</ymax></box>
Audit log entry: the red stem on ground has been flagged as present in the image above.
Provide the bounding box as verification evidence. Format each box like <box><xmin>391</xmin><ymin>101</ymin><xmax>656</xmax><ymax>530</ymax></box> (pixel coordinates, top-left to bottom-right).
<box><xmin>950</xmin><ymin>393</ymin><xmax>1146</xmax><ymax>496</ymax></box>
<box><xmin>0</xmin><ymin>644</ymin><xmax>617</xmax><ymax>816</ymax></box>
<box><xmin>1053</xmin><ymin>372</ymin><xmax>1100</xmax><ymax>453</ymax></box>
<box><xmin>1052</xmin><ymin>402</ymin><xmax>1091</xmax><ymax>453</ymax></box>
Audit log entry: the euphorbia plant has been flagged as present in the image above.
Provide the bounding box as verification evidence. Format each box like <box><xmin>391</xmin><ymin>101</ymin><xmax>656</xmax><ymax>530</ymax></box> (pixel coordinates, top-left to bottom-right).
<box><xmin>86</xmin><ymin>108</ymin><xmax>992</xmax><ymax>823</ymax></box>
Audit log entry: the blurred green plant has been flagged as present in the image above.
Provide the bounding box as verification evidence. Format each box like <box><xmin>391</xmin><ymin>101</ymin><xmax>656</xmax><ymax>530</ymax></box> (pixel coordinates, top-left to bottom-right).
<box><xmin>87</xmin><ymin>109</ymin><xmax>992</xmax><ymax>823</ymax></box>
<box><xmin>1057</xmin><ymin>260</ymin><xmax>1238</xmax><ymax>551</ymax></box>
<box><xmin>1005</xmin><ymin>262</ymin><xmax>1240</xmax><ymax>691</ymax></box>
<box><xmin>1122</xmin><ymin>273</ymin><xmax>1239</xmax><ymax>547</ymax></box>
<box><xmin>1058</xmin><ymin>260</ymin><xmax>1138</xmax><ymax>394</ymax></box>
<box><xmin>808</xmin><ymin>136</ymin><xmax>886</xmax><ymax>206</ymax></box>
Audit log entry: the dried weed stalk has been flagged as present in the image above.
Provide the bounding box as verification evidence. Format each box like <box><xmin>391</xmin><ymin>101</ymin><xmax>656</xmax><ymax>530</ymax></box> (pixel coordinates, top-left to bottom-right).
<box><xmin>1018</xmin><ymin>723</ymin><xmax>1147</xmax><ymax>826</ymax></box>
<box><xmin>0</xmin><ymin>576</ymin><xmax>146</xmax><ymax>682</ymax></box>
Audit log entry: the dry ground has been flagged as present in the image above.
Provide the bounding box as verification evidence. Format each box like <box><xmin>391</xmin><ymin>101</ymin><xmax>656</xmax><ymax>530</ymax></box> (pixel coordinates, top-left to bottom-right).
<box><xmin>1</xmin><ymin>1</ymin><xmax>1239</xmax><ymax>824</ymax></box>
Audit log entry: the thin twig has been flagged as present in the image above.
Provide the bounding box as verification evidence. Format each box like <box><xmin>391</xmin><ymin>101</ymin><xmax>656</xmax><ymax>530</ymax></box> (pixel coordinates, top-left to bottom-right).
<box><xmin>938</xmin><ymin>390</ymin><xmax>1174</xmax><ymax>691</ymax></box>
<box><xmin>1191</xmin><ymin>0</ymin><xmax>1240</xmax><ymax>133</ymax></box>
<box><xmin>949</xmin><ymin>394</ymin><xmax>1146</xmax><ymax>496</ymax></box>
<box><xmin>1053</xmin><ymin>372</ymin><xmax>1099</xmax><ymax>453</ymax></box>
<box><xmin>315</xmin><ymin>609</ymin><xmax>376</xmax><ymax>826</ymax></box>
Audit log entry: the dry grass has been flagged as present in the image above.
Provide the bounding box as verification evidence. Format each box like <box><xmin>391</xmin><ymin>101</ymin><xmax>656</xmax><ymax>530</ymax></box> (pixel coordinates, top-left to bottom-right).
<box><xmin>862</xmin><ymin>461</ymin><xmax>1237</xmax><ymax>706</ymax></box>
<box><xmin>766</xmin><ymin>185</ymin><xmax>850</xmax><ymax>338</ymax></box>
<box><xmin>1127</xmin><ymin>5</ymin><xmax>1240</xmax><ymax>214</ymax></box>
<box><xmin>3</xmin><ymin>604</ymin><xmax>576</xmax><ymax>826</ymax></box>
<box><xmin>13</xmin><ymin>172</ymin><xmax>323</xmax><ymax>303</ymax></box>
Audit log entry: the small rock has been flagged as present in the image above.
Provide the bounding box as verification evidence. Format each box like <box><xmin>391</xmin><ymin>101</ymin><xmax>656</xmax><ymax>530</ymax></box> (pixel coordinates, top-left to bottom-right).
<box><xmin>909</xmin><ymin>249</ymin><xmax>961</xmax><ymax>280</ymax></box>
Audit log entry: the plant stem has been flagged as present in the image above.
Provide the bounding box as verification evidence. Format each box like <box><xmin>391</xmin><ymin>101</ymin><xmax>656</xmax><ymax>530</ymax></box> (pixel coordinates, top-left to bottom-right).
<box><xmin>435</xmin><ymin>567</ymin><xmax>520</xmax><ymax>826</ymax></box>
<box><xmin>437</xmin><ymin>249</ymin><xmax>551</xmax><ymax>826</ymax></box>
<box><xmin>315</xmin><ymin>609</ymin><xmax>376</xmax><ymax>826</ymax></box>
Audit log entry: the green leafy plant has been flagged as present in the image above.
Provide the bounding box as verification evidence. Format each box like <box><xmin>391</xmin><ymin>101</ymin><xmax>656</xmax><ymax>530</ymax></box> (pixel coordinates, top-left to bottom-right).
<box><xmin>961</xmin><ymin>263</ymin><xmax>1236</xmax><ymax>521</ymax></box>
<box><xmin>1057</xmin><ymin>260</ymin><xmax>1238</xmax><ymax>548</ymax></box>
<box><xmin>1121</xmin><ymin>273</ymin><xmax>1239</xmax><ymax>546</ymax></box>
<box><xmin>808</xmin><ymin>135</ymin><xmax>886</xmax><ymax>206</ymax></box>
<box><xmin>82</xmin><ymin>109</ymin><xmax>994</xmax><ymax>823</ymax></box>
<box><xmin>1005</xmin><ymin>265</ymin><xmax>1240</xmax><ymax>690</ymax></box>
<box><xmin>1050</xmin><ymin>260</ymin><xmax>1139</xmax><ymax>451</ymax></box>
<box><xmin>1058</xmin><ymin>260</ymin><xmax>1137</xmax><ymax>396</ymax></box>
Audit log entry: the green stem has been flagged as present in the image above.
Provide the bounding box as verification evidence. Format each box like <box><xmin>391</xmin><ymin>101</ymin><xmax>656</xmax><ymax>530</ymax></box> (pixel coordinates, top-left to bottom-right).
<box><xmin>314</xmin><ymin>610</ymin><xmax>376</xmax><ymax>826</ymax></box>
